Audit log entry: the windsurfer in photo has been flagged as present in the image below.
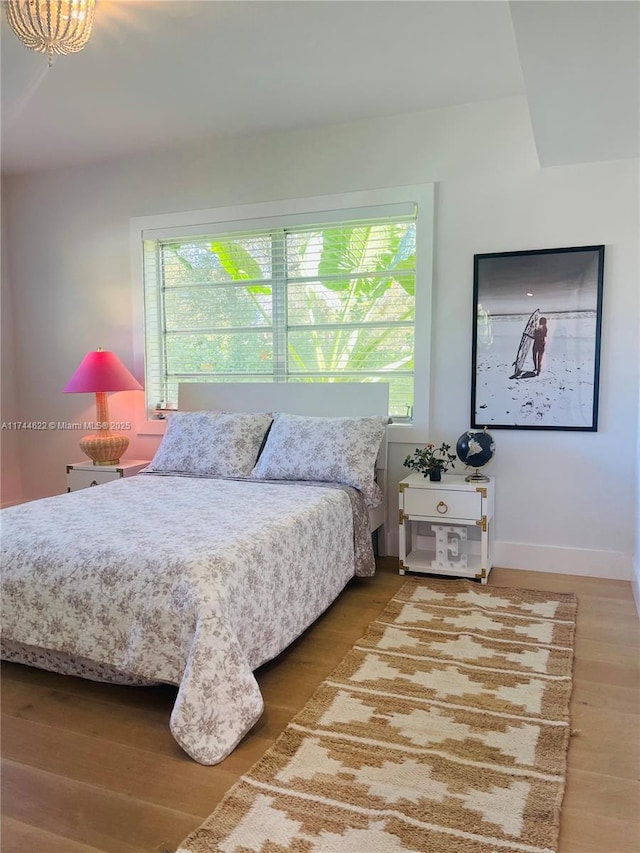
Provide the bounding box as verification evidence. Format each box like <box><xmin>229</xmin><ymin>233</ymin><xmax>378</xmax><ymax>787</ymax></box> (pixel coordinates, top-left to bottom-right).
<box><xmin>532</xmin><ymin>316</ymin><xmax>547</xmax><ymax>375</ymax></box>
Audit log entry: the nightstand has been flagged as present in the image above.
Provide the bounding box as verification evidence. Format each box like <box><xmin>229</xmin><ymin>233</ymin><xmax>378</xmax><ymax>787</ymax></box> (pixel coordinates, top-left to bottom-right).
<box><xmin>66</xmin><ymin>460</ymin><xmax>149</xmax><ymax>492</ymax></box>
<box><xmin>398</xmin><ymin>473</ymin><xmax>495</xmax><ymax>583</ymax></box>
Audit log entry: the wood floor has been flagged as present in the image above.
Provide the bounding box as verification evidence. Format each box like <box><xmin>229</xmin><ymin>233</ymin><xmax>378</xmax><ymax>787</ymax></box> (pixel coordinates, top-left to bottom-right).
<box><xmin>2</xmin><ymin>560</ymin><xmax>639</xmax><ymax>853</ymax></box>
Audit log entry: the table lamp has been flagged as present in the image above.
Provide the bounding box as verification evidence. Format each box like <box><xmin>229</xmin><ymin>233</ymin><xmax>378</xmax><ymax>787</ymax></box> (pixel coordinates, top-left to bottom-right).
<box><xmin>64</xmin><ymin>348</ymin><xmax>143</xmax><ymax>465</ymax></box>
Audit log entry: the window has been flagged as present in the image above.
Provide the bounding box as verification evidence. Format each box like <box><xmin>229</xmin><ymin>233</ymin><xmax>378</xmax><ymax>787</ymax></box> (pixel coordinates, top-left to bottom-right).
<box><xmin>134</xmin><ymin>186</ymin><xmax>434</xmax><ymax>437</ymax></box>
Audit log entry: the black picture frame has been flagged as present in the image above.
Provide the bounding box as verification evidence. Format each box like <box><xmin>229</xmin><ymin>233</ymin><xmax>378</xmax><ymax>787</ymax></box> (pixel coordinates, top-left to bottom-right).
<box><xmin>471</xmin><ymin>245</ymin><xmax>605</xmax><ymax>431</ymax></box>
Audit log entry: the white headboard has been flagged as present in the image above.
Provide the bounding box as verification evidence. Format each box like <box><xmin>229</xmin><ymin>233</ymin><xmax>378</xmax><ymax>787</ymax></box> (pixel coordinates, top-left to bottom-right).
<box><xmin>178</xmin><ymin>382</ymin><xmax>389</xmax><ymax>419</ymax></box>
<box><xmin>178</xmin><ymin>382</ymin><xmax>390</xmax><ymax>553</ymax></box>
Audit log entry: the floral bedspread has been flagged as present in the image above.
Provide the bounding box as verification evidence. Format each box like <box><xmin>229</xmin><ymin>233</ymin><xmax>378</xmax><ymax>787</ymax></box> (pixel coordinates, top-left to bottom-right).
<box><xmin>1</xmin><ymin>475</ymin><xmax>373</xmax><ymax>764</ymax></box>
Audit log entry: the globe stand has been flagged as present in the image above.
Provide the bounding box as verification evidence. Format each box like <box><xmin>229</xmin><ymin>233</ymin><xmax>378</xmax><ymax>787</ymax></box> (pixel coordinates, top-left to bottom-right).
<box><xmin>465</xmin><ymin>468</ymin><xmax>490</xmax><ymax>483</ymax></box>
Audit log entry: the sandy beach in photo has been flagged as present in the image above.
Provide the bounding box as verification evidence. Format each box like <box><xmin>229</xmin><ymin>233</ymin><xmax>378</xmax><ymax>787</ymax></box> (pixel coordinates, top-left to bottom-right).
<box><xmin>475</xmin><ymin>311</ymin><xmax>597</xmax><ymax>427</ymax></box>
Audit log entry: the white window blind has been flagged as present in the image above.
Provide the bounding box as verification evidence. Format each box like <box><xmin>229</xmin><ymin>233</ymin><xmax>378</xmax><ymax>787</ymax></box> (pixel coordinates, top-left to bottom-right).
<box><xmin>142</xmin><ymin>209</ymin><xmax>419</xmax><ymax>421</ymax></box>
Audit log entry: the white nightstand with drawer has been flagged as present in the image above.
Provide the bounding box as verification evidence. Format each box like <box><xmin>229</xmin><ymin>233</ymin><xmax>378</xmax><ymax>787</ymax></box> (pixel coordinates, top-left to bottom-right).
<box><xmin>66</xmin><ymin>460</ymin><xmax>149</xmax><ymax>492</ymax></box>
<box><xmin>398</xmin><ymin>473</ymin><xmax>495</xmax><ymax>583</ymax></box>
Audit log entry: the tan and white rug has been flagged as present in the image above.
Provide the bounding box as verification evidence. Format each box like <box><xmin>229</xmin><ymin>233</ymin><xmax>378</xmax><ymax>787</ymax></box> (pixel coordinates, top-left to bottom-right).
<box><xmin>177</xmin><ymin>578</ymin><xmax>577</xmax><ymax>853</ymax></box>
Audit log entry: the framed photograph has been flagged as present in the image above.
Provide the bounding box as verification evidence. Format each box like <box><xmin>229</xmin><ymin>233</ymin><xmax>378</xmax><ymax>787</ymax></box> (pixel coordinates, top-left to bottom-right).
<box><xmin>471</xmin><ymin>245</ymin><xmax>605</xmax><ymax>431</ymax></box>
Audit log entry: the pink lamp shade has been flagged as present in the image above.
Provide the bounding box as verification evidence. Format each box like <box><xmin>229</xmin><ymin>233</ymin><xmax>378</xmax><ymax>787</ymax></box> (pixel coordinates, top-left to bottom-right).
<box><xmin>63</xmin><ymin>349</ymin><xmax>143</xmax><ymax>393</ymax></box>
<box><xmin>64</xmin><ymin>349</ymin><xmax>143</xmax><ymax>466</ymax></box>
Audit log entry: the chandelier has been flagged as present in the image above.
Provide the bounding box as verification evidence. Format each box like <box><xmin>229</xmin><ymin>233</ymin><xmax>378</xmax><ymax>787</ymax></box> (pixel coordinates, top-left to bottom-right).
<box><xmin>5</xmin><ymin>1</ymin><xmax>96</xmax><ymax>66</ymax></box>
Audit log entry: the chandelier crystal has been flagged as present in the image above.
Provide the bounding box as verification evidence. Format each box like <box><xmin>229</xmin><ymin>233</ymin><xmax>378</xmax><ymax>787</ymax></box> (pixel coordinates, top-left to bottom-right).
<box><xmin>5</xmin><ymin>0</ymin><xmax>96</xmax><ymax>66</ymax></box>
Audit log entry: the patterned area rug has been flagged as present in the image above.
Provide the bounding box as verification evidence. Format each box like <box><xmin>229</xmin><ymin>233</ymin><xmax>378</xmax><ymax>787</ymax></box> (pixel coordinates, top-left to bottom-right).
<box><xmin>177</xmin><ymin>578</ymin><xmax>577</xmax><ymax>853</ymax></box>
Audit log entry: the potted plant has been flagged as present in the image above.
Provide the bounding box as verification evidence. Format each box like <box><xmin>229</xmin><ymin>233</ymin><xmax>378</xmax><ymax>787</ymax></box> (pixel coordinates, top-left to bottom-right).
<box><xmin>403</xmin><ymin>442</ymin><xmax>457</xmax><ymax>482</ymax></box>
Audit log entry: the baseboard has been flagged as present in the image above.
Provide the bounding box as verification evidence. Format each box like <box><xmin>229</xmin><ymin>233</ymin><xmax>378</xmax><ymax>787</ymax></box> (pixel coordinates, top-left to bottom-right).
<box><xmin>1</xmin><ymin>498</ymin><xmax>26</xmax><ymax>509</ymax></box>
<box><xmin>386</xmin><ymin>528</ymin><xmax>633</xmax><ymax>581</ymax></box>
<box><xmin>495</xmin><ymin>541</ymin><xmax>633</xmax><ymax>581</ymax></box>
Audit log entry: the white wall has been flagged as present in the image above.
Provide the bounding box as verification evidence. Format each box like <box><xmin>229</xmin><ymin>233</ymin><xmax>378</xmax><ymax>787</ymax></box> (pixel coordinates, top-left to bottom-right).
<box><xmin>635</xmin><ymin>272</ymin><xmax>640</xmax><ymax>613</ymax></box>
<box><xmin>2</xmin><ymin>96</ymin><xmax>638</xmax><ymax>578</ymax></box>
<box><xmin>1</xmin><ymin>184</ymin><xmax>24</xmax><ymax>506</ymax></box>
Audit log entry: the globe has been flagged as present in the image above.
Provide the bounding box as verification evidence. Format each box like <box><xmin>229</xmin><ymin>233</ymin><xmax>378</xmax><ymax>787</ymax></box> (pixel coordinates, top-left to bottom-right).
<box><xmin>456</xmin><ymin>430</ymin><xmax>495</xmax><ymax>482</ymax></box>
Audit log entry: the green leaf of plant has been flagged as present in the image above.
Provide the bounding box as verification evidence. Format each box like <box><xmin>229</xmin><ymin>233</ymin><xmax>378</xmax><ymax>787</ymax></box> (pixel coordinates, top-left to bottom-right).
<box><xmin>210</xmin><ymin>240</ymin><xmax>264</xmax><ymax>282</ymax></box>
<box><xmin>366</xmin><ymin>278</ymin><xmax>393</xmax><ymax>300</ymax></box>
<box><xmin>318</xmin><ymin>225</ymin><xmax>381</xmax><ymax>291</ymax></box>
<box><xmin>393</xmin><ymin>254</ymin><xmax>416</xmax><ymax>295</ymax></box>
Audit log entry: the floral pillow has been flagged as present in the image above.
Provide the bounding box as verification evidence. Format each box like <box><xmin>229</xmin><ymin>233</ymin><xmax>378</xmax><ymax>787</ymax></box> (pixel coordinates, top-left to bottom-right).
<box><xmin>251</xmin><ymin>413</ymin><xmax>388</xmax><ymax>506</ymax></box>
<box><xmin>144</xmin><ymin>411</ymin><xmax>273</xmax><ymax>478</ymax></box>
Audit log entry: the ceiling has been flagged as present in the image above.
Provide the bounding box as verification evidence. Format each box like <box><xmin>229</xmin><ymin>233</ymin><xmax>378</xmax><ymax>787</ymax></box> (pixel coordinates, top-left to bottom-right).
<box><xmin>1</xmin><ymin>1</ymin><xmax>638</xmax><ymax>176</ymax></box>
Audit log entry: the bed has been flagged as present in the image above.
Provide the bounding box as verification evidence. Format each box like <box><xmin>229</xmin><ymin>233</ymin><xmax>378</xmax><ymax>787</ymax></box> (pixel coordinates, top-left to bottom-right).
<box><xmin>1</xmin><ymin>383</ymin><xmax>389</xmax><ymax>764</ymax></box>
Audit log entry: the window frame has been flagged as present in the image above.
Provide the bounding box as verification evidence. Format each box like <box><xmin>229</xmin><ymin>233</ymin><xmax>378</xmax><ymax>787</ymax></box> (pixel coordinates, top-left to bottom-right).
<box><xmin>131</xmin><ymin>184</ymin><xmax>434</xmax><ymax>443</ymax></box>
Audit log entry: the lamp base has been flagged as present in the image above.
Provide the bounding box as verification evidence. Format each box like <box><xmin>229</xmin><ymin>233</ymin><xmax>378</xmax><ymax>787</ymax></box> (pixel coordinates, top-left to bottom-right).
<box><xmin>80</xmin><ymin>432</ymin><xmax>129</xmax><ymax>466</ymax></box>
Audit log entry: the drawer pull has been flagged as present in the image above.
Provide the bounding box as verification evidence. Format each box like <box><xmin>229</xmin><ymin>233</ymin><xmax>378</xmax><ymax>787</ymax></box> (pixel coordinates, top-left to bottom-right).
<box><xmin>89</xmin><ymin>480</ymin><xmax>99</xmax><ymax>487</ymax></box>
<box><xmin>436</xmin><ymin>501</ymin><xmax>448</xmax><ymax>514</ymax></box>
